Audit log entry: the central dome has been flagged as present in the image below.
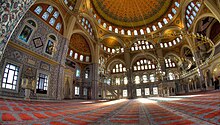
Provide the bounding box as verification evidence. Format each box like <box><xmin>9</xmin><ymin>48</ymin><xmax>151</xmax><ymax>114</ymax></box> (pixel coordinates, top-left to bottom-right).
<box><xmin>92</xmin><ymin>0</ymin><xmax>172</xmax><ymax>27</ymax></box>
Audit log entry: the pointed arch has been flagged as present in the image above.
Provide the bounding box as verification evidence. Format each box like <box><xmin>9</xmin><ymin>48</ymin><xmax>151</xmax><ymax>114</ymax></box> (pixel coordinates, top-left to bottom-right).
<box><xmin>71</xmin><ymin>29</ymin><xmax>95</xmax><ymax>63</ymax></box>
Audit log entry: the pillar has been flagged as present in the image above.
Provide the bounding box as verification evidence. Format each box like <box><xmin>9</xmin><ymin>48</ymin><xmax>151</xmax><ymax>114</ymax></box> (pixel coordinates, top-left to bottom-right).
<box><xmin>155</xmin><ymin>42</ymin><xmax>165</xmax><ymax>72</ymax></box>
<box><xmin>91</xmin><ymin>44</ymin><xmax>99</xmax><ymax>99</ymax></box>
<box><xmin>124</xmin><ymin>48</ymin><xmax>133</xmax><ymax>99</ymax></box>
<box><xmin>0</xmin><ymin>0</ymin><xmax>36</xmax><ymax>61</ymax></box>
<box><xmin>184</xmin><ymin>35</ymin><xmax>205</xmax><ymax>90</ymax></box>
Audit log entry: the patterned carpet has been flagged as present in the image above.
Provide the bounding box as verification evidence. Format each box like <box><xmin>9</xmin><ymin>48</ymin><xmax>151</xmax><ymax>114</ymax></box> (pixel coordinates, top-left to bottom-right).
<box><xmin>0</xmin><ymin>91</ymin><xmax>219</xmax><ymax>125</ymax></box>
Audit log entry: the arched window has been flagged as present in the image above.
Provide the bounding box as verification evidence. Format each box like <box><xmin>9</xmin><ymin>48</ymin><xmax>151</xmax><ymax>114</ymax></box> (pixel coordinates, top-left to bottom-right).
<box><xmin>127</xmin><ymin>30</ymin><xmax>131</xmax><ymax>35</ymax></box>
<box><xmin>158</xmin><ymin>22</ymin><xmax>163</xmax><ymax>28</ymax></box>
<box><xmin>168</xmin><ymin>14</ymin><xmax>173</xmax><ymax>20</ymax></box>
<box><xmin>172</xmin><ymin>8</ymin><xmax>177</xmax><ymax>14</ymax></box>
<box><xmin>18</xmin><ymin>19</ymin><xmax>37</xmax><ymax>44</ymax></box>
<box><xmin>146</xmin><ymin>27</ymin><xmax>151</xmax><ymax>33</ymax></box>
<box><xmin>140</xmin><ymin>29</ymin><xmax>144</xmax><ymax>35</ymax></box>
<box><xmin>121</xmin><ymin>29</ymin><xmax>125</xmax><ymax>35</ymax></box>
<box><xmin>163</xmin><ymin>18</ymin><xmax>168</xmax><ymax>24</ymax></box>
<box><xmin>80</xmin><ymin>55</ymin><xmax>84</xmax><ymax>61</ymax></box>
<box><xmin>133</xmin><ymin>59</ymin><xmax>156</xmax><ymax>71</ymax></box>
<box><xmin>112</xmin><ymin>63</ymin><xmax>126</xmax><ymax>73</ymax></box>
<box><xmin>150</xmin><ymin>74</ymin><xmax>155</xmax><ymax>82</ymax></box>
<box><xmin>86</xmin><ymin>56</ymin><xmax>90</xmax><ymax>62</ymax></box>
<box><xmin>124</xmin><ymin>77</ymin><xmax>128</xmax><ymax>85</ymax></box>
<box><xmin>109</xmin><ymin>26</ymin><xmax>112</xmax><ymax>31</ymax></box>
<box><xmin>143</xmin><ymin>75</ymin><xmax>148</xmax><ymax>83</ymax></box>
<box><xmin>175</xmin><ymin>2</ymin><xmax>180</xmax><ymax>7</ymax></box>
<box><xmin>160</xmin><ymin>43</ymin><xmax>164</xmax><ymax>48</ymax></box>
<box><xmin>169</xmin><ymin>42</ymin><xmax>172</xmax><ymax>46</ymax></box>
<box><xmin>34</xmin><ymin>6</ymin><xmax>42</xmax><ymax>15</ymax></box>
<box><xmin>44</xmin><ymin>34</ymin><xmax>57</xmax><ymax>56</ymax></box>
<box><xmin>115</xmin><ymin>28</ymin><xmax>118</xmax><ymax>33</ymax></box>
<box><xmin>98</xmin><ymin>19</ymin><xmax>101</xmax><ymax>24</ymax></box>
<box><xmin>131</xmin><ymin>40</ymin><xmax>154</xmax><ymax>51</ymax></box>
<box><xmin>74</xmin><ymin>53</ymin><xmax>78</xmax><ymax>59</ymax></box>
<box><xmin>168</xmin><ymin>72</ymin><xmax>175</xmax><ymax>80</ymax></box>
<box><xmin>76</xmin><ymin>69</ymin><xmax>80</xmax><ymax>77</ymax></box>
<box><xmin>103</xmin><ymin>23</ymin><xmax>107</xmax><ymax>28</ymax></box>
<box><xmin>185</xmin><ymin>1</ymin><xmax>201</xmax><ymax>28</ymax></box>
<box><xmin>135</xmin><ymin>76</ymin><xmax>140</xmax><ymax>84</ymax></box>
<box><xmin>80</xmin><ymin>17</ymin><xmax>94</xmax><ymax>37</ymax></box>
<box><xmin>69</xmin><ymin>50</ymin><xmax>73</xmax><ymax>57</ymax></box>
<box><xmin>85</xmin><ymin>69</ymin><xmax>89</xmax><ymax>79</ymax></box>
<box><xmin>31</xmin><ymin>4</ymin><xmax>63</xmax><ymax>32</ymax></box>
<box><xmin>116</xmin><ymin>78</ymin><xmax>120</xmax><ymax>85</ymax></box>
<box><xmin>152</xmin><ymin>25</ymin><xmax>157</xmax><ymax>31</ymax></box>
<box><xmin>42</xmin><ymin>12</ymin><xmax>49</xmax><ymax>20</ymax></box>
<box><xmin>134</xmin><ymin>30</ymin><xmax>138</xmax><ymax>35</ymax></box>
<box><xmin>165</xmin><ymin>58</ymin><xmax>176</xmax><ymax>68</ymax></box>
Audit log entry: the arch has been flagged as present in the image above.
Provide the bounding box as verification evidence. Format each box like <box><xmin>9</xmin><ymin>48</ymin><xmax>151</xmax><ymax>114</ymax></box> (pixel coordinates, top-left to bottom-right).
<box><xmin>161</xmin><ymin>26</ymin><xmax>182</xmax><ymax>36</ymax></box>
<box><xmin>106</xmin><ymin>58</ymin><xmax>126</xmax><ymax>72</ymax></box>
<box><xmin>99</xmin><ymin>34</ymin><xmax>125</xmax><ymax>48</ymax></box>
<box><xmin>181</xmin><ymin>0</ymin><xmax>202</xmax><ymax>30</ymax></box>
<box><xmin>180</xmin><ymin>44</ymin><xmax>193</xmax><ymax>57</ymax></box>
<box><xmin>164</xmin><ymin>52</ymin><xmax>181</xmax><ymax>61</ymax></box>
<box><xmin>130</xmin><ymin>38</ymin><xmax>155</xmax><ymax>47</ymax></box>
<box><xmin>192</xmin><ymin>13</ymin><xmax>216</xmax><ymax>34</ymax></box>
<box><xmin>71</xmin><ymin>29</ymin><xmax>95</xmax><ymax>63</ymax></box>
<box><xmin>31</xmin><ymin>1</ymin><xmax>66</xmax><ymax>34</ymax></box>
<box><xmin>23</xmin><ymin>17</ymin><xmax>38</xmax><ymax>28</ymax></box>
<box><xmin>17</xmin><ymin>18</ymin><xmax>38</xmax><ymax>44</ymax></box>
<box><xmin>211</xmin><ymin>61</ymin><xmax>220</xmax><ymax>76</ymax></box>
<box><xmin>131</xmin><ymin>52</ymin><xmax>159</xmax><ymax>67</ymax></box>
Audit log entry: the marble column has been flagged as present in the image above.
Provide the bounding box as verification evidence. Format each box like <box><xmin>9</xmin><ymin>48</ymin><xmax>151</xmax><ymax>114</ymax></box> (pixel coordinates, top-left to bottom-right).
<box><xmin>0</xmin><ymin>0</ymin><xmax>36</xmax><ymax>61</ymax></box>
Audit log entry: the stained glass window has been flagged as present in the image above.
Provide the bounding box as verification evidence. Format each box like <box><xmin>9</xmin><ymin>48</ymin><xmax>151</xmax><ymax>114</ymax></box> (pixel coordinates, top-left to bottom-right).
<box><xmin>34</xmin><ymin>6</ymin><xmax>42</xmax><ymax>15</ymax></box>
<box><xmin>42</xmin><ymin>12</ymin><xmax>49</xmax><ymax>20</ymax></box>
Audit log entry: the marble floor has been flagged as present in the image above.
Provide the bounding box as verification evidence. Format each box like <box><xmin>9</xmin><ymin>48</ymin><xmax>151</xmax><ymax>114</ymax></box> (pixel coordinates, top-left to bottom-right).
<box><xmin>0</xmin><ymin>91</ymin><xmax>220</xmax><ymax>125</ymax></box>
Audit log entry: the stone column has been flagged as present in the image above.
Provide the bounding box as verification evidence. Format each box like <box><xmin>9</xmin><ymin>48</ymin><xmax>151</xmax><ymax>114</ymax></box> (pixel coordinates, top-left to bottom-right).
<box><xmin>0</xmin><ymin>0</ymin><xmax>36</xmax><ymax>61</ymax></box>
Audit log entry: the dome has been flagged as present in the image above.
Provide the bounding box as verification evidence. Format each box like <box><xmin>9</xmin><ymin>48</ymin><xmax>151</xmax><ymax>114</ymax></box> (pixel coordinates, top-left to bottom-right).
<box><xmin>92</xmin><ymin>0</ymin><xmax>177</xmax><ymax>27</ymax></box>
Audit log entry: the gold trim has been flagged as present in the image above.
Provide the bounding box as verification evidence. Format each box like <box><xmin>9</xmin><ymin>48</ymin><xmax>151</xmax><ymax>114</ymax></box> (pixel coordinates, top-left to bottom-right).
<box><xmin>8</xmin><ymin>41</ymin><xmax>59</xmax><ymax>65</ymax></box>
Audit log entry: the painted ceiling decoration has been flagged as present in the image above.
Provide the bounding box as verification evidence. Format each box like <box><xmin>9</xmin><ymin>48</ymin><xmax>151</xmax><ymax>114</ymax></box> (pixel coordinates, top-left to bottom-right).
<box><xmin>69</xmin><ymin>33</ymin><xmax>91</xmax><ymax>55</ymax></box>
<box><xmin>102</xmin><ymin>38</ymin><xmax>122</xmax><ymax>48</ymax></box>
<box><xmin>92</xmin><ymin>0</ymin><xmax>173</xmax><ymax>27</ymax></box>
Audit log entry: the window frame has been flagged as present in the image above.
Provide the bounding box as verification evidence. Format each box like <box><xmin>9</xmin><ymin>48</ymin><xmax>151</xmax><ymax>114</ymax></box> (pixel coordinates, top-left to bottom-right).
<box><xmin>0</xmin><ymin>60</ymin><xmax>23</xmax><ymax>93</ymax></box>
<box><xmin>44</xmin><ymin>34</ymin><xmax>58</xmax><ymax>57</ymax></box>
<box><xmin>17</xmin><ymin>18</ymin><xmax>37</xmax><ymax>45</ymax></box>
<box><xmin>36</xmin><ymin>70</ymin><xmax>50</xmax><ymax>95</ymax></box>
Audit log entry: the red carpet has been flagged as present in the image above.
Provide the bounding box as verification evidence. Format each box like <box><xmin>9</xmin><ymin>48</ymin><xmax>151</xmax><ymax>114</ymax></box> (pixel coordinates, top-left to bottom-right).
<box><xmin>0</xmin><ymin>91</ymin><xmax>219</xmax><ymax>124</ymax></box>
